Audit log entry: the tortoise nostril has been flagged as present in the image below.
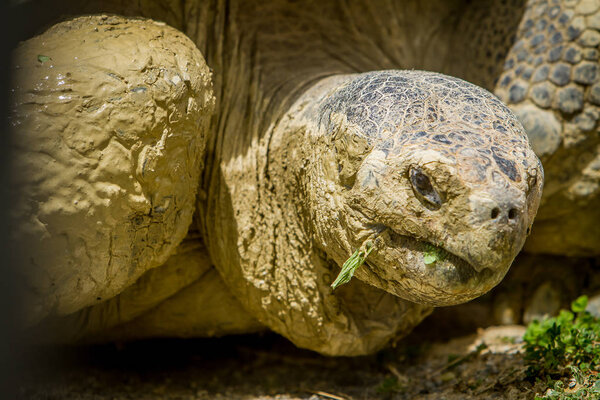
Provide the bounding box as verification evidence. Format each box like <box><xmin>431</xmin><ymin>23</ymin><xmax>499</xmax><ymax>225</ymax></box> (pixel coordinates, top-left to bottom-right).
<box><xmin>508</xmin><ymin>208</ymin><xmax>518</xmax><ymax>220</ymax></box>
<box><xmin>491</xmin><ymin>207</ymin><xmax>500</xmax><ymax>219</ymax></box>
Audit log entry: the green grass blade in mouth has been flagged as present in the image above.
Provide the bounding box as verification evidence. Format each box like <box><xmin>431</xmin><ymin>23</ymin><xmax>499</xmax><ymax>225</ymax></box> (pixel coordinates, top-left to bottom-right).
<box><xmin>423</xmin><ymin>243</ymin><xmax>448</xmax><ymax>265</ymax></box>
<box><xmin>331</xmin><ymin>241</ymin><xmax>374</xmax><ymax>290</ymax></box>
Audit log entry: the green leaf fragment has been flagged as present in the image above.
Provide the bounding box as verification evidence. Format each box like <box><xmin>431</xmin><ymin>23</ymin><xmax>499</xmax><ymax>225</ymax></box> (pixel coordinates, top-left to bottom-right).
<box><xmin>423</xmin><ymin>243</ymin><xmax>447</xmax><ymax>265</ymax></box>
<box><xmin>423</xmin><ymin>253</ymin><xmax>438</xmax><ymax>265</ymax></box>
<box><xmin>331</xmin><ymin>241</ymin><xmax>374</xmax><ymax>291</ymax></box>
<box><xmin>37</xmin><ymin>55</ymin><xmax>50</xmax><ymax>63</ymax></box>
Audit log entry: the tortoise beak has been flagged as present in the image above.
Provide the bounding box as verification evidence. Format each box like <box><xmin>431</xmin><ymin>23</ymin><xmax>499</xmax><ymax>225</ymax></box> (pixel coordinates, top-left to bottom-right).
<box><xmin>353</xmin><ymin>228</ymin><xmax>509</xmax><ymax>306</ymax></box>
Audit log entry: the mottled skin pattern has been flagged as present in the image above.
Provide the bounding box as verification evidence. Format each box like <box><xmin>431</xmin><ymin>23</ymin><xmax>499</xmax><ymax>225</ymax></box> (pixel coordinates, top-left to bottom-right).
<box><xmin>495</xmin><ymin>0</ymin><xmax>600</xmax><ymax>255</ymax></box>
<box><xmin>10</xmin><ymin>0</ymin><xmax>569</xmax><ymax>355</ymax></box>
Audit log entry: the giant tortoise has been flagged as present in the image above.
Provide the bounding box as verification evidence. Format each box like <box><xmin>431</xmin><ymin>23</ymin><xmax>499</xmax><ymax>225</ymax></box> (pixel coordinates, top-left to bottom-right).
<box><xmin>8</xmin><ymin>0</ymin><xmax>599</xmax><ymax>356</ymax></box>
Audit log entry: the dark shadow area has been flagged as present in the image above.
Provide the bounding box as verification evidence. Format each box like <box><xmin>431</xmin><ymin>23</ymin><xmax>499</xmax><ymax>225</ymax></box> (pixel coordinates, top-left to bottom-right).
<box><xmin>2</xmin><ymin>1</ymin><xmax>28</xmax><ymax>399</ymax></box>
<box><xmin>17</xmin><ymin>322</ymin><xmax>535</xmax><ymax>399</ymax></box>
<box><xmin>18</xmin><ymin>332</ymin><xmax>386</xmax><ymax>399</ymax></box>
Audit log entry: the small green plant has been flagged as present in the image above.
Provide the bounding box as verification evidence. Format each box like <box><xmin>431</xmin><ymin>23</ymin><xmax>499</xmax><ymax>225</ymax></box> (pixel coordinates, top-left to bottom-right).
<box><xmin>523</xmin><ymin>295</ymin><xmax>600</xmax><ymax>399</ymax></box>
<box><xmin>331</xmin><ymin>241</ymin><xmax>374</xmax><ymax>290</ymax></box>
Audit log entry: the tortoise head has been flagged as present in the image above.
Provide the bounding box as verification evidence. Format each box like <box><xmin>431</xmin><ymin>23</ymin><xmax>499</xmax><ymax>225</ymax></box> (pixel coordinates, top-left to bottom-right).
<box><xmin>297</xmin><ymin>70</ymin><xmax>543</xmax><ymax>306</ymax></box>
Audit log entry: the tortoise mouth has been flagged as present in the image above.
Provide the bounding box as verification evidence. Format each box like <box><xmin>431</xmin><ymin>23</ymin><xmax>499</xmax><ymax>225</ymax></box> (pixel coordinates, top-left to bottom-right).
<box><xmin>355</xmin><ymin>228</ymin><xmax>500</xmax><ymax>306</ymax></box>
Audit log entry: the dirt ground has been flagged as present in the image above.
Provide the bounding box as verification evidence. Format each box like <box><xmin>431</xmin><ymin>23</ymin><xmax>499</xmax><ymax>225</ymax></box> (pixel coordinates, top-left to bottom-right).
<box><xmin>16</xmin><ymin>256</ymin><xmax>600</xmax><ymax>400</ymax></box>
<box><xmin>16</xmin><ymin>310</ymin><xmax>546</xmax><ymax>400</ymax></box>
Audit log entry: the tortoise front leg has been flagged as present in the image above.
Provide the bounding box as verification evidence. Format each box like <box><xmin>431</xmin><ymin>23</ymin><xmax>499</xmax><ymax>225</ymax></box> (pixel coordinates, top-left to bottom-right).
<box><xmin>9</xmin><ymin>15</ymin><xmax>214</xmax><ymax>325</ymax></box>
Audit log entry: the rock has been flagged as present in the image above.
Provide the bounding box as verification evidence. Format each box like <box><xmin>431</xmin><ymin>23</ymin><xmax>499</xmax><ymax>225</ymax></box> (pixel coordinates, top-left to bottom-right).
<box><xmin>523</xmin><ymin>281</ymin><xmax>563</xmax><ymax>324</ymax></box>
<box><xmin>493</xmin><ymin>292</ymin><xmax>522</xmax><ymax>325</ymax></box>
<box><xmin>586</xmin><ymin>293</ymin><xmax>600</xmax><ymax>318</ymax></box>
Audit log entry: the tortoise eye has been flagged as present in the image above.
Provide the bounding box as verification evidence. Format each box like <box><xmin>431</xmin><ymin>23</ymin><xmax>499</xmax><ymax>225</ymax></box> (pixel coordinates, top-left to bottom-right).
<box><xmin>410</xmin><ymin>167</ymin><xmax>442</xmax><ymax>209</ymax></box>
